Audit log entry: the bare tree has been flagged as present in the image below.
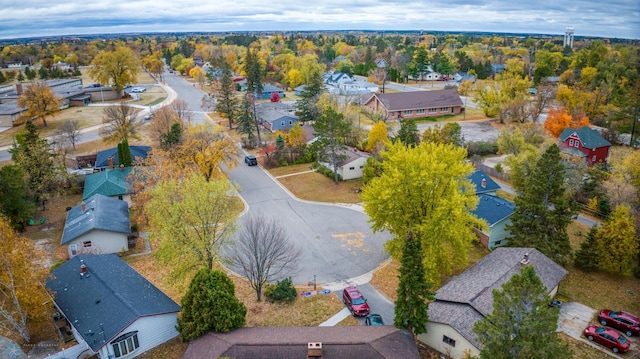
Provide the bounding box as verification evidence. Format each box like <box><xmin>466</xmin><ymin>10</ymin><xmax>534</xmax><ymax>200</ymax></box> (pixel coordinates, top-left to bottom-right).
<box><xmin>225</xmin><ymin>213</ymin><xmax>302</xmax><ymax>301</ymax></box>
<box><xmin>170</xmin><ymin>99</ymin><xmax>192</xmax><ymax>126</ymax></box>
<box><xmin>529</xmin><ymin>85</ymin><xmax>555</xmax><ymax>123</ymax></box>
<box><xmin>148</xmin><ymin>106</ymin><xmax>184</xmax><ymax>147</ymax></box>
<box><xmin>53</xmin><ymin>119</ymin><xmax>81</xmax><ymax>150</ymax></box>
<box><xmin>100</xmin><ymin>101</ymin><xmax>143</xmax><ymax>145</ymax></box>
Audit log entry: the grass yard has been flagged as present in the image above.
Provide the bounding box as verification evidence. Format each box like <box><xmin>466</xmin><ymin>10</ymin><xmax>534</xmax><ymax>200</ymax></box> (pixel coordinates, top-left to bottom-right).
<box><xmin>271</xmin><ymin>167</ymin><xmax>364</xmax><ymax>204</ymax></box>
<box><xmin>127</xmin><ymin>252</ymin><xmax>348</xmax><ymax>359</ymax></box>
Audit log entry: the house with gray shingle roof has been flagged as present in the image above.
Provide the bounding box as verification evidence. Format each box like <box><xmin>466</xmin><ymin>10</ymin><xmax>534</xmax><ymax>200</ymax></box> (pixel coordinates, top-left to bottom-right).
<box><xmin>256</xmin><ymin>102</ymin><xmax>299</xmax><ymax>132</ymax></box>
<box><xmin>418</xmin><ymin>248</ymin><xmax>568</xmax><ymax>359</ymax></box>
<box><xmin>558</xmin><ymin>126</ymin><xmax>611</xmax><ymax>167</ymax></box>
<box><xmin>364</xmin><ymin>88</ymin><xmax>463</xmax><ymax>121</ymax></box>
<box><xmin>61</xmin><ymin>194</ymin><xmax>131</xmax><ymax>258</ymax></box>
<box><xmin>46</xmin><ymin>255</ymin><xmax>181</xmax><ymax>359</ymax></box>
<box><xmin>83</xmin><ymin>167</ymin><xmax>135</xmax><ymax>206</ymax></box>
<box><xmin>184</xmin><ymin>326</ymin><xmax>420</xmax><ymax>359</ymax></box>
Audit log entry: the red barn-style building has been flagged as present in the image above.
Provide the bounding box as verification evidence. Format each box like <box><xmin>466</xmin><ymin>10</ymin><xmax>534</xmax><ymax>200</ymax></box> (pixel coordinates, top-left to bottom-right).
<box><xmin>558</xmin><ymin>126</ymin><xmax>611</xmax><ymax>167</ymax></box>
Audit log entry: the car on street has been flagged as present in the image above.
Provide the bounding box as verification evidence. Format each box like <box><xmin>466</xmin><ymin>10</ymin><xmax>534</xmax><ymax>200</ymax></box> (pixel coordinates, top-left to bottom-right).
<box><xmin>142</xmin><ymin>114</ymin><xmax>151</xmax><ymax>121</ymax></box>
<box><xmin>365</xmin><ymin>314</ymin><xmax>384</xmax><ymax>326</ymax></box>
<box><xmin>130</xmin><ymin>87</ymin><xmax>146</xmax><ymax>93</ymax></box>
<box><xmin>584</xmin><ymin>325</ymin><xmax>630</xmax><ymax>353</ymax></box>
<box><xmin>244</xmin><ymin>155</ymin><xmax>257</xmax><ymax>166</ymax></box>
<box><xmin>342</xmin><ymin>286</ymin><xmax>370</xmax><ymax>317</ymax></box>
<box><xmin>598</xmin><ymin>309</ymin><xmax>640</xmax><ymax>337</ymax></box>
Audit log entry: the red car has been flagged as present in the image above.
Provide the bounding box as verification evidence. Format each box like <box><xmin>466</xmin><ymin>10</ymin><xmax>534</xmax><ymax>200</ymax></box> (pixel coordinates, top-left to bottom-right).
<box><xmin>342</xmin><ymin>286</ymin><xmax>370</xmax><ymax>317</ymax></box>
<box><xmin>598</xmin><ymin>309</ymin><xmax>640</xmax><ymax>337</ymax></box>
<box><xmin>584</xmin><ymin>325</ymin><xmax>630</xmax><ymax>353</ymax></box>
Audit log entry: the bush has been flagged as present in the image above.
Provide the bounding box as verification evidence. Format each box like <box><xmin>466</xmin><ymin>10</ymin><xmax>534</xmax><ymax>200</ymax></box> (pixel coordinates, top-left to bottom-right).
<box><xmin>465</xmin><ymin>141</ymin><xmax>499</xmax><ymax>157</ymax></box>
<box><xmin>313</xmin><ymin>163</ymin><xmax>343</xmax><ymax>181</ymax></box>
<box><xmin>494</xmin><ymin>163</ymin><xmax>503</xmax><ymax>173</ymax></box>
<box><xmin>265</xmin><ymin>277</ymin><xmax>297</xmax><ymax>303</ymax></box>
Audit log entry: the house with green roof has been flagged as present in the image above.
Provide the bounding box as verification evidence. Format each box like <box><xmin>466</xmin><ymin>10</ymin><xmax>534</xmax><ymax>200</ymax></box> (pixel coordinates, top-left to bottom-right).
<box><xmin>83</xmin><ymin>167</ymin><xmax>135</xmax><ymax>206</ymax></box>
<box><xmin>559</xmin><ymin>126</ymin><xmax>611</xmax><ymax>167</ymax></box>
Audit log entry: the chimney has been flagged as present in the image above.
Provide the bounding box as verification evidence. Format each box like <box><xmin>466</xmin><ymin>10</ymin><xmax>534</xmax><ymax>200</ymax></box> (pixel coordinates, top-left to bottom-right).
<box><xmin>481</xmin><ymin>178</ymin><xmax>487</xmax><ymax>188</ymax></box>
<box><xmin>81</xmin><ymin>201</ymin><xmax>86</xmax><ymax>212</ymax></box>
<box><xmin>108</xmin><ymin>157</ymin><xmax>114</xmax><ymax>169</ymax></box>
<box><xmin>80</xmin><ymin>260</ymin><xmax>87</xmax><ymax>278</ymax></box>
<box><xmin>308</xmin><ymin>342</ymin><xmax>322</xmax><ymax>358</ymax></box>
<box><xmin>120</xmin><ymin>164</ymin><xmax>125</xmax><ymax>171</ymax></box>
<box><xmin>16</xmin><ymin>83</ymin><xmax>23</xmax><ymax>95</ymax></box>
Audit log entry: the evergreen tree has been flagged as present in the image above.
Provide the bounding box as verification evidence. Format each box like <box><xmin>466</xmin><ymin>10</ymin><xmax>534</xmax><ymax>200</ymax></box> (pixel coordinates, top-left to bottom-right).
<box><xmin>574</xmin><ymin>226</ymin><xmax>600</xmax><ymax>272</ymax></box>
<box><xmin>236</xmin><ymin>95</ymin><xmax>257</xmax><ymax>147</ymax></box>
<box><xmin>395</xmin><ymin>118</ymin><xmax>420</xmax><ymax>147</ymax></box>
<box><xmin>37</xmin><ymin>66</ymin><xmax>49</xmax><ymax>80</ymax></box>
<box><xmin>24</xmin><ymin>67</ymin><xmax>35</xmax><ymax>80</ymax></box>
<box><xmin>0</xmin><ymin>70</ymin><xmax>5</xmax><ymax>84</ymax></box>
<box><xmin>0</xmin><ymin>165</ymin><xmax>36</xmax><ymax>231</ymax></box>
<box><xmin>244</xmin><ymin>48</ymin><xmax>263</xmax><ymax>97</ymax></box>
<box><xmin>215</xmin><ymin>66</ymin><xmax>238</xmax><ymax>129</ymax></box>
<box><xmin>394</xmin><ymin>231</ymin><xmax>434</xmax><ymax>336</ymax></box>
<box><xmin>313</xmin><ymin>107</ymin><xmax>351</xmax><ymax>184</ymax></box>
<box><xmin>506</xmin><ymin>144</ymin><xmax>575</xmax><ymax>265</ymax></box>
<box><xmin>177</xmin><ymin>268</ymin><xmax>247</xmax><ymax>341</ymax></box>
<box><xmin>117</xmin><ymin>139</ymin><xmax>132</xmax><ymax>167</ymax></box>
<box><xmin>160</xmin><ymin>123</ymin><xmax>183</xmax><ymax>150</ymax></box>
<box><xmin>295</xmin><ymin>69</ymin><xmax>324</xmax><ymax>123</ymax></box>
<box><xmin>17</xmin><ymin>71</ymin><xmax>24</xmax><ymax>82</ymax></box>
<box><xmin>473</xmin><ymin>265</ymin><xmax>572</xmax><ymax>359</ymax></box>
<box><xmin>9</xmin><ymin>120</ymin><xmax>58</xmax><ymax>204</ymax></box>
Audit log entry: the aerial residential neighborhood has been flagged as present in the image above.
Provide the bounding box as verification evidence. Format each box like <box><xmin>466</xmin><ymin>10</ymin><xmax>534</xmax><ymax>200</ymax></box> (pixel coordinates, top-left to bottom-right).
<box><xmin>0</xmin><ymin>24</ymin><xmax>638</xmax><ymax>359</ymax></box>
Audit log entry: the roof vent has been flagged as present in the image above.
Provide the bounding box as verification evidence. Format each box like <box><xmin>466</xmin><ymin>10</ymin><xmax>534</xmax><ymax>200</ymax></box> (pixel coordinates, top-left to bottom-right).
<box><xmin>520</xmin><ymin>253</ymin><xmax>530</xmax><ymax>265</ymax></box>
<box><xmin>308</xmin><ymin>342</ymin><xmax>322</xmax><ymax>358</ymax></box>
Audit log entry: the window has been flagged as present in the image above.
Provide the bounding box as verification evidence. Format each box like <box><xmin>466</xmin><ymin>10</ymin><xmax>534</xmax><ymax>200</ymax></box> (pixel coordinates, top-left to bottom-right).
<box><xmin>429</xmin><ymin>108</ymin><xmax>437</xmax><ymax>113</ymax></box>
<box><xmin>83</xmin><ymin>241</ymin><xmax>92</xmax><ymax>248</ymax></box>
<box><xmin>569</xmin><ymin>139</ymin><xmax>574</xmax><ymax>146</ymax></box>
<box><xmin>417</xmin><ymin>109</ymin><xmax>425</xmax><ymax>114</ymax></box>
<box><xmin>349</xmin><ymin>167</ymin><xmax>355</xmax><ymax>170</ymax></box>
<box><xmin>443</xmin><ymin>335</ymin><xmax>456</xmax><ymax>347</ymax></box>
<box><xmin>574</xmin><ymin>140</ymin><xmax>580</xmax><ymax>148</ymax></box>
<box><xmin>404</xmin><ymin>110</ymin><xmax>413</xmax><ymax>115</ymax></box>
<box><xmin>280</xmin><ymin>121</ymin><xmax>285</xmax><ymax>126</ymax></box>
<box><xmin>289</xmin><ymin>120</ymin><xmax>292</xmax><ymax>125</ymax></box>
<box><xmin>111</xmin><ymin>331</ymin><xmax>139</xmax><ymax>358</ymax></box>
<box><xmin>69</xmin><ymin>244</ymin><xmax>77</xmax><ymax>256</ymax></box>
<box><xmin>441</xmin><ymin>107</ymin><xmax>450</xmax><ymax>113</ymax></box>
<box><xmin>592</xmin><ymin>155</ymin><xmax>596</xmax><ymax>162</ymax></box>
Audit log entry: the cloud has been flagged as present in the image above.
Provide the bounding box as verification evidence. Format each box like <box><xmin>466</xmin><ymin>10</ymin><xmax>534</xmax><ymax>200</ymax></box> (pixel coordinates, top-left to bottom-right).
<box><xmin>0</xmin><ymin>0</ymin><xmax>638</xmax><ymax>39</ymax></box>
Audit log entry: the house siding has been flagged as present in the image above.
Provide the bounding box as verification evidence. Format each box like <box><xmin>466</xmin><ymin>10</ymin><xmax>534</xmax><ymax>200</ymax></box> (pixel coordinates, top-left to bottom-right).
<box><xmin>419</xmin><ymin>322</ymin><xmax>479</xmax><ymax>359</ymax></box>
<box><xmin>487</xmin><ymin>219</ymin><xmax>511</xmax><ymax>249</ymax></box>
<box><xmin>339</xmin><ymin>157</ymin><xmax>368</xmax><ymax>180</ymax></box>
<box><xmin>67</xmin><ymin>229</ymin><xmax>128</xmax><ymax>257</ymax></box>
<box><xmin>97</xmin><ymin>313</ymin><xmax>179</xmax><ymax>359</ymax></box>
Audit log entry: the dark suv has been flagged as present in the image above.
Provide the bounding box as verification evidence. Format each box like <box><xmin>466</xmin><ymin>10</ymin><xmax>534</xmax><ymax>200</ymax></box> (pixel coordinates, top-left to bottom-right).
<box><xmin>244</xmin><ymin>155</ymin><xmax>257</xmax><ymax>166</ymax></box>
<box><xmin>342</xmin><ymin>286</ymin><xmax>370</xmax><ymax>317</ymax></box>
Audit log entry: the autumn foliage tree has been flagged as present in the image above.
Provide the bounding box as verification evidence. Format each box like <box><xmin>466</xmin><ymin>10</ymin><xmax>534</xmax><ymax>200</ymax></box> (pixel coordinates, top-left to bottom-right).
<box><xmin>16</xmin><ymin>82</ymin><xmax>60</xmax><ymax>127</ymax></box>
<box><xmin>0</xmin><ymin>216</ymin><xmax>50</xmax><ymax>342</ymax></box>
<box><xmin>361</xmin><ymin>141</ymin><xmax>483</xmax><ymax>286</ymax></box>
<box><xmin>544</xmin><ymin>107</ymin><xmax>590</xmax><ymax>137</ymax></box>
<box><xmin>89</xmin><ymin>46</ymin><xmax>140</xmax><ymax>93</ymax></box>
<box><xmin>100</xmin><ymin>102</ymin><xmax>143</xmax><ymax>145</ymax></box>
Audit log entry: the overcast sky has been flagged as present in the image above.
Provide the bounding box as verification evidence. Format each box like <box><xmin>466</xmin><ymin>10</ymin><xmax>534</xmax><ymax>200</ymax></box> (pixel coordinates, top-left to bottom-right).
<box><xmin>1</xmin><ymin>0</ymin><xmax>638</xmax><ymax>40</ymax></box>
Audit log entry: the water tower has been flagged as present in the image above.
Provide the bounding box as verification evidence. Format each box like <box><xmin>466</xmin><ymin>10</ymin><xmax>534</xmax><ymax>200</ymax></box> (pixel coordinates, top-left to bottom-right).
<box><xmin>564</xmin><ymin>26</ymin><xmax>575</xmax><ymax>48</ymax></box>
